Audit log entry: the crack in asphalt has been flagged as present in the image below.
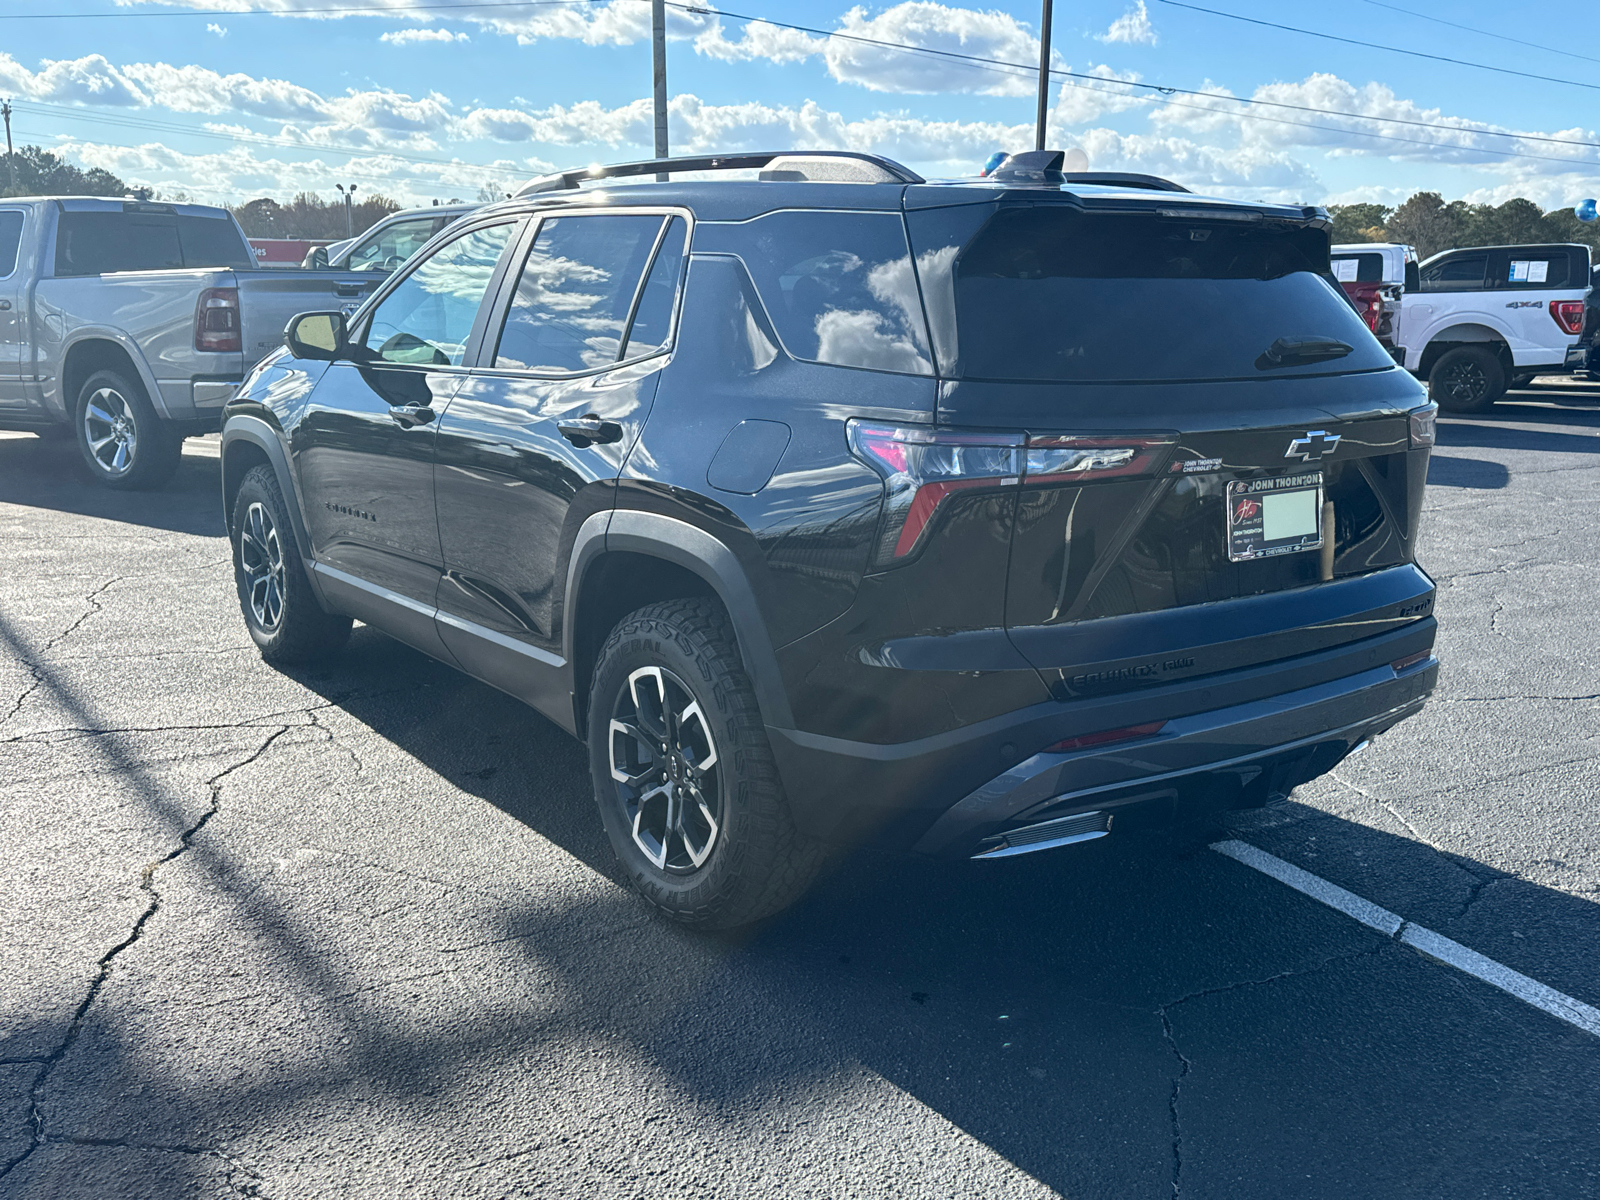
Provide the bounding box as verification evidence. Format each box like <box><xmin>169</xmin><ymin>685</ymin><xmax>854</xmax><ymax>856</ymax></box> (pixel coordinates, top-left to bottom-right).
<box><xmin>0</xmin><ymin>725</ymin><xmax>293</xmax><ymax>1185</ymax></box>
<box><xmin>309</xmin><ymin>709</ymin><xmax>366</xmax><ymax>775</ymax></box>
<box><xmin>0</xmin><ymin>576</ymin><xmax>123</xmax><ymax>734</ymax></box>
<box><xmin>1156</xmin><ymin>943</ymin><xmax>1393</xmax><ymax>1198</ymax></box>
<box><xmin>1444</xmin><ymin>693</ymin><xmax>1600</xmax><ymax>703</ymax></box>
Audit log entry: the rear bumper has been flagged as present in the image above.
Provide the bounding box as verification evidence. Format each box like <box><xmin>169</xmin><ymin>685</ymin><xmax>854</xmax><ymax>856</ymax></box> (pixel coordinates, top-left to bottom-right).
<box><xmin>766</xmin><ymin>618</ymin><xmax>1437</xmax><ymax>852</ymax></box>
<box><xmin>911</xmin><ymin>656</ymin><xmax>1435</xmax><ymax>858</ymax></box>
<box><xmin>1565</xmin><ymin>344</ymin><xmax>1589</xmax><ymax>371</ymax></box>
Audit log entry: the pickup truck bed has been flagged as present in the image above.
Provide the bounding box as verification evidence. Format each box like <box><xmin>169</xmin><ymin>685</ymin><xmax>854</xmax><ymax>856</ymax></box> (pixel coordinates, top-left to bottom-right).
<box><xmin>0</xmin><ymin>196</ymin><xmax>383</xmax><ymax>486</ymax></box>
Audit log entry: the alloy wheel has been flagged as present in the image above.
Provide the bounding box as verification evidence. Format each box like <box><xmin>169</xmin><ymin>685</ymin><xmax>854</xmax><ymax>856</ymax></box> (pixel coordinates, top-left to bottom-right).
<box><xmin>239</xmin><ymin>502</ymin><xmax>287</xmax><ymax>633</ymax></box>
<box><xmin>1438</xmin><ymin>360</ymin><xmax>1488</xmax><ymax>405</ymax></box>
<box><xmin>608</xmin><ymin>666</ymin><xmax>722</xmax><ymax>873</ymax></box>
<box><xmin>82</xmin><ymin>387</ymin><xmax>138</xmax><ymax>477</ymax></box>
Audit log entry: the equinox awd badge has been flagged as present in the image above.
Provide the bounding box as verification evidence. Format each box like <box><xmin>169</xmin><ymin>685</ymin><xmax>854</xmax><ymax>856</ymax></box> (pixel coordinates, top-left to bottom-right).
<box><xmin>1284</xmin><ymin>430</ymin><xmax>1341</xmax><ymax>462</ymax></box>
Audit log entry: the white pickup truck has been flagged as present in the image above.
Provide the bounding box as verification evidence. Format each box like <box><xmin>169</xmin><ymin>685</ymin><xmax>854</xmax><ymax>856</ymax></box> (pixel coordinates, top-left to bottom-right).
<box><xmin>0</xmin><ymin>196</ymin><xmax>385</xmax><ymax>487</ymax></box>
<box><xmin>1396</xmin><ymin>242</ymin><xmax>1590</xmax><ymax>412</ymax></box>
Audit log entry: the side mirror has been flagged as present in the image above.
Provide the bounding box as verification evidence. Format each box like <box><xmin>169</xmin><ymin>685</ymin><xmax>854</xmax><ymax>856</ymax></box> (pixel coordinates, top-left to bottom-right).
<box><xmin>285</xmin><ymin>311</ymin><xmax>349</xmax><ymax>361</ymax></box>
<box><xmin>309</xmin><ymin>246</ymin><xmax>329</xmax><ymax>270</ymax></box>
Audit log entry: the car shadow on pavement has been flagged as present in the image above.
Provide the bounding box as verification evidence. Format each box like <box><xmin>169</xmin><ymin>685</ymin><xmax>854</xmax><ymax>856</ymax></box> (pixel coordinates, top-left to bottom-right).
<box><xmin>260</xmin><ymin>627</ymin><xmax>1600</xmax><ymax>1198</ymax></box>
<box><xmin>1425</xmin><ymin>455</ymin><xmax>1511</xmax><ymax>489</ymax></box>
<box><xmin>0</xmin><ymin>435</ymin><xmax>223</xmax><ymax>538</ymax></box>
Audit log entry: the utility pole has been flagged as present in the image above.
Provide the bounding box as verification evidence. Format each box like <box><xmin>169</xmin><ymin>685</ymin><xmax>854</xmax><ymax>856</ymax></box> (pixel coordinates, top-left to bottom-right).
<box><xmin>1034</xmin><ymin>0</ymin><xmax>1054</xmax><ymax>152</ymax></box>
<box><xmin>2</xmin><ymin>100</ymin><xmax>16</xmax><ymax>193</ymax></box>
<box><xmin>651</xmin><ymin>0</ymin><xmax>669</xmax><ymax>179</ymax></box>
<box><xmin>335</xmin><ymin>182</ymin><xmax>357</xmax><ymax>237</ymax></box>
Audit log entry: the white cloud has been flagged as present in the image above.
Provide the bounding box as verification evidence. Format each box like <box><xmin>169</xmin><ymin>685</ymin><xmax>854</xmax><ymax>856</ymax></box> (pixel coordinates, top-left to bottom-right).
<box><xmin>1151</xmin><ymin>72</ymin><xmax>1600</xmax><ymax>173</ymax></box>
<box><xmin>1051</xmin><ymin>68</ymin><xmax>1148</xmax><ymax>126</ymax></box>
<box><xmin>380</xmin><ymin>27</ymin><xmax>469</xmax><ymax>45</ymax></box>
<box><xmin>824</xmin><ymin>3</ymin><xmax>1043</xmax><ymax>97</ymax></box>
<box><xmin>206</xmin><ymin>23</ymin><xmax>227</xmax><ymax>38</ymax></box>
<box><xmin>695</xmin><ymin>20</ymin><xmax>826</xmax><ymax>64</ymax></box>
<box><xmin>1099</xmin><ymin>2</ymin><xmax>1156</xmax><ymax>46</ymax></box>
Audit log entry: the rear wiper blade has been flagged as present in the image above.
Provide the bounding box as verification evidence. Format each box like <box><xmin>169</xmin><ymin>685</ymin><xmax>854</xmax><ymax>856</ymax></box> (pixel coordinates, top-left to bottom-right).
<box><xmin>1257</xmin><ymin>336</ymin><xmax>1353</xmax><ymax>370</ymax></box>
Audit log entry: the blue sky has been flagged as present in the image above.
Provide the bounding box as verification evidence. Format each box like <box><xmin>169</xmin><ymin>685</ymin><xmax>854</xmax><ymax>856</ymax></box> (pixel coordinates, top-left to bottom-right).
<box><xmin>2</xmin><ymin>0</ymin><xmax>1597</xmax><ymax>212</ymax></box>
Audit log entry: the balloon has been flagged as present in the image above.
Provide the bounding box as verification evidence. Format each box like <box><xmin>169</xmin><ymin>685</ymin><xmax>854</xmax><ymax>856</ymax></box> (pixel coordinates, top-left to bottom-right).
<box><xmin>980</xmin><ymin>150</ymin><xmax>1009</xmax><ymax>177</ymax></box>
<box><xmin>1063</xmin><ymin>147</ymin><xmax>1090</xmax><ymax>174</ymax></box>
<box><xmin>1575</xmin><ymin>198</ymin><xmax>1598</xmax><ymax>223</ymax></box>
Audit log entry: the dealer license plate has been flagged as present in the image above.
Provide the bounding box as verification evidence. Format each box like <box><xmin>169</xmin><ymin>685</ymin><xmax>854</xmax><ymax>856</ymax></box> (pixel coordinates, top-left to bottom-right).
<box><xmin>1226</xmin><ymin>472</ymin><xmax>1324</xmax><ymax>562</ymax></box>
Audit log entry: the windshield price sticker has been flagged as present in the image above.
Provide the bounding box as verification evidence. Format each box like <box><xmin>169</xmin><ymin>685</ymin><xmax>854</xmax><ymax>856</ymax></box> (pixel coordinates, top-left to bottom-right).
<box><xmin>1226</xmin><ymin>472</ymin><xmax>1324</xmax><ymax>562</ymax></box>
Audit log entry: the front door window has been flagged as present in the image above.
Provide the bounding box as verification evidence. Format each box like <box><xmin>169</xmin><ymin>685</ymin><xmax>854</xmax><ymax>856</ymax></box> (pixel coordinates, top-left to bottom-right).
<box><xmin>360</xmin><ymin>222</ymin><xmax>515</xmax><ymax>366</ymax></box>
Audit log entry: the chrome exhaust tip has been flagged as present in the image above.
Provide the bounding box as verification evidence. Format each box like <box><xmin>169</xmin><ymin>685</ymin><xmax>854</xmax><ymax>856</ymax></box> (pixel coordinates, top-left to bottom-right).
<box><xmin>972</xmin><ymin>810</ymin><xmax>1112</xmax><ymax>860</ymax></box>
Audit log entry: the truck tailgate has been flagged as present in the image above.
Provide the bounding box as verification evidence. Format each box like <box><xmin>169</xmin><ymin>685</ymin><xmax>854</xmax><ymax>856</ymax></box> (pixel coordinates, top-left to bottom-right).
<box><xmin>237</xmin><ymin>270</ymin><xmax>382</xmax><ymax>367</ymax></box>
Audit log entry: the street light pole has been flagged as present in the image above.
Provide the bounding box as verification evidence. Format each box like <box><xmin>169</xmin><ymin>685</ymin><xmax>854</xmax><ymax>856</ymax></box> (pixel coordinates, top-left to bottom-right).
<box><xmin>335</xmin><ymin>183</ymin><xmax>357</xmax><ymax>237</ymax></box>
<box><xmin>652</xmin><ymin>0</ymin><xmax>669</xmax><ymax>180</ymax></box>
<box><xmin>2</xmin><ymin>100</ymin><xmax>16</xmax><ymax>193</ymax></box>
<box><xmin>1034</xmin><ymin>0</ymin><xmax>1054</xmax><ymax>152</ymax></box>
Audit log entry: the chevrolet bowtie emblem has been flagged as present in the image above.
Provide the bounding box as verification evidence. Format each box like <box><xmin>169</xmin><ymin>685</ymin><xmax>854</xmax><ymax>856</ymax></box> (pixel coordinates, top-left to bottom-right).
<box><xmin>1285</xmin><ymin>430</ymin><xmax>1340</xmax><ymax>461</ymax></box>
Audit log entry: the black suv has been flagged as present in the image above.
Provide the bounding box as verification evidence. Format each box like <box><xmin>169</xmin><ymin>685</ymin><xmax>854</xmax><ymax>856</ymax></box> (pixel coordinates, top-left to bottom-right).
<box><xmin>220</xmin><ymin>150</ymin><xmax>1440</xmax><ymax>927</ymax></box>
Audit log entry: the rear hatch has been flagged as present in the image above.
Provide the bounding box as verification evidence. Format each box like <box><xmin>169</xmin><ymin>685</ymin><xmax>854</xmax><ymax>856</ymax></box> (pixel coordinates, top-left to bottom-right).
<box><xmin>887</xmin><ymin>191</ymin><xmax>1434</xmax><ymax>700</ymax></box>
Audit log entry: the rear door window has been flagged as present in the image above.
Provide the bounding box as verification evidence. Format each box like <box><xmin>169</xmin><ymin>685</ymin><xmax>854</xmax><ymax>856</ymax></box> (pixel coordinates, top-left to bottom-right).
<box><xmin>55</xmin><ymin>212</ymin><xmax>183</xmax><ymax>276</ymax></box>
<box><xmin>908</xmin><ymin>203</ymin><xmax>1388</xmax><ymax>382</ymax></box>
<box><xmin>621</xmin><ymin>217</ymin><xmax>688</xmax><ymax>360</ymax></box>
<box><xmin>1491</xmin><ymin>250</ymin><xmax>1570</xmax><ymax>289</ymax></box>
<box><xmin>175</xmin><ymin>214</ymin><xmax>253</xmax><ymax>269</ymax></box>
<box><xmin>1419</xmin><ymin>253</ymin><xmax>1488</xmax><ymax>292</ymax></box>
<box><xmin>360</xmin><ymin>222</ymin><xmax>516</xmax><ymax>366</ymax></box>
<box><xmin>0</xmin><ymin>210</ymin><xmax>22</xmax><ymax>277</ymax></box>
<box><xmin>491</xmin><ymin>213</ymin><xmax>665</xmax><ymax>373</ymax></box>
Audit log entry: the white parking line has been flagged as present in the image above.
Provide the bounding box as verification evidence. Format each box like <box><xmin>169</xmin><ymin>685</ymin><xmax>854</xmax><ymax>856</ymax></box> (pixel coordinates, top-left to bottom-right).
<box><xmin>1211</xmin><ymin>839</ymin><xmax>1600</xmax><ymax>1039</ymax></box>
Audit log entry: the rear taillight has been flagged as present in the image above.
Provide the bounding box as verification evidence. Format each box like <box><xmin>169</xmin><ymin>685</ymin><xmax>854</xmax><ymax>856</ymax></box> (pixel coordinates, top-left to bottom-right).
<box><xmin>1362</xmin><ymin>294</ymin><xmax>1382</xmax><ymax>333</ymax></box>
<box><xmin>195</xmin><ymin>286</ymin><xmax>241</xmax><ymax>353</ymax></box>
<box><xmin>1408</xmin><ymin>404</ymin><xmax>1437</xmax><ymax>449</ymax></box>
<box><xmin>847</xmin><ymin>420</ymin><xmax>1174</xmax><ymax>566</ymax></box>
<box><xmin>1550</xmin><ymin>300</ymin><xmax>1584</xmax><ymax>336</ymax></box>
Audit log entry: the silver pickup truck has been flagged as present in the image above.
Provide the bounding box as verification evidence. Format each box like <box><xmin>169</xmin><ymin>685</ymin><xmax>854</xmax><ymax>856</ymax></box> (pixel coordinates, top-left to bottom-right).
<box><xmin>0</xmin><ymin>196</ymin><xmax>384</xmax><ymax>488</ymax></box>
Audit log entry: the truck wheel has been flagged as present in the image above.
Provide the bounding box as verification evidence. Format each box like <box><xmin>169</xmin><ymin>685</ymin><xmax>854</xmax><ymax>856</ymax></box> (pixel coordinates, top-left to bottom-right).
<box><xmin>587</xmin><ymin>598</ymin><xmax>827</xmax><ymax>929</ymax></box>
<box><xmin>75</xmin><ymin>369</ymin><xmax>182</xmax><ymax>489</ymax></box>
<box><xmin>1429</xmin><ymin>347</ymin><xmax>1505</xmax><ymax>413</ymax></box>
<box><xmin>230</xmin><ymin>465</ymin><xmax>351</xmax><ymax>664</ymax></box>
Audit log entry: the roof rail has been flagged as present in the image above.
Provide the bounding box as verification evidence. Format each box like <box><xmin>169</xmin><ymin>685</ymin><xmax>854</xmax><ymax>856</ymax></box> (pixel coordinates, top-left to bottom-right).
<box><xmin>1063</xmin><ymin>172</ymin><xmax>1189</xmax><ymax>193</ymax></box>
<box><xmin>513</xmin><ymin>151</ymin><xmax>924</xmax><ymax>197</ymax></box>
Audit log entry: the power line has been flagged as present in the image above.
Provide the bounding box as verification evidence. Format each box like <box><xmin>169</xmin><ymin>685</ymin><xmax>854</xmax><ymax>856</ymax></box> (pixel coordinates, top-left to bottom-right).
<box><xmin>690</xmin><ymin>3</ymin><xmax>1600</xmax><ymax>162</ymax></box>
<box><xmin>8</xmin><ymin>0</ymin><xmax>1599</xmax><ymax>174</ymax></box>
<box><xmin>0</xmin><ymin>0</ymin><xmax>601</xmax><ymax>18</ymax></box>
<box><xmin>1354</xmin><ymin>0</ymin><xmax>1600</xmax><ymax>67</ymax></box>
<box><xmin>1151</xmin><ymin>0</ymin><xmax>1600</xmax><ymax>94</ymax></box>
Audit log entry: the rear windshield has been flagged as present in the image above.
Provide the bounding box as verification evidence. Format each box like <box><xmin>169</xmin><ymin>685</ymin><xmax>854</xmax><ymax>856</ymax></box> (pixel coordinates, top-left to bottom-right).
<box><xmin>1331</xmin><ymin>252</ymin><xmax>1384</xmax><ymax>283</ymax></box>
<box><xmin>908</xmin><ymin>204</ymin><xmax>1392</xmax><ymax>383</ymax></box>
<box><xmin>54</xmin><ymin>210</ymin><xmax>253</xmax><ymax>276</ymax></box>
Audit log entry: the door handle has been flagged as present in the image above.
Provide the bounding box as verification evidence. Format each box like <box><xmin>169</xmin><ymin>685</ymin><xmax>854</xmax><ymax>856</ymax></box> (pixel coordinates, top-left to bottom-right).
<box><xmin>0</xmin><ymin>300</ymin><xmax>10</xmax><ymax>311</ymax></box>
<box><xmin>336</xmin><ymin>282</ymin><xmax>365</xmax><ymax>297</ymax></box>
<box><xmin>557</xmin><ymin>414</ymin><xmax>623</xmax><ymax>448</ymax></box>
<box><xmin>389</xmin><ymin>404</ymin><xmax>435</xmax><ymax>428</ymax></box>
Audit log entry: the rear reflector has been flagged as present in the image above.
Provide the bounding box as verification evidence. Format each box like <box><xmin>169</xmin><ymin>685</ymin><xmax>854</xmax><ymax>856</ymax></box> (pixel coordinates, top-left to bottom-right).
<box><xmin>1391</xmin><ymin>650</ymin><xmax>1431</xmax><ymax>672</ymax></box>
<box><xmin>1045</xmin><ymin>721</ymin><xmax>1167</xmax><ymax>753</ymax></box>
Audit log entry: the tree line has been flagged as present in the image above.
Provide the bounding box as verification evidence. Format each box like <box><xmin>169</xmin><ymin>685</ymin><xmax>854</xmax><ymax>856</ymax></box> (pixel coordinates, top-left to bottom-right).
<box><xmin>1329</xmin><ymin>193</ymin><xmax>1600</xmax><ymax>260</ymax></box>
<box><xmin>0</xmin><ymin>145</ymin><xmax>406</xmax><ymax>240</ymax></box>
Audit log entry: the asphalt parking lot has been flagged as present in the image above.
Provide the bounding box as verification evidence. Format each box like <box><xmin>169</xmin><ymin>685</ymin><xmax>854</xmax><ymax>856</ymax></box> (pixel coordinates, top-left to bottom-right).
<box><xmin>2</xmin><ymin>382</ymin><xmax>1598</xmax><ymax>1199</ymax></box>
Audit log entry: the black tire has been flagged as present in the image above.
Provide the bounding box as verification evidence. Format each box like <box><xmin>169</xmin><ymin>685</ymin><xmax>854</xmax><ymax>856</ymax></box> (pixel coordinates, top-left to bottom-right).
<box><xmin>1429</xmin><ymin>346</ymin><xmax>1505</xmax><ymax>414</ymax></box>
<box><xmin>587</xmin><ymin>598</ymin><xmax>827</xmax><ymax>929</ymax></box>
<box><xmin>230</xmin><ymin>464</ymin><xmax>351</xmax><ymax>664</ymax></box>
<box><xmin>74</xmin><ymin>368</ymin><xmax>183</xmax><ymax>489</ymax></box>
